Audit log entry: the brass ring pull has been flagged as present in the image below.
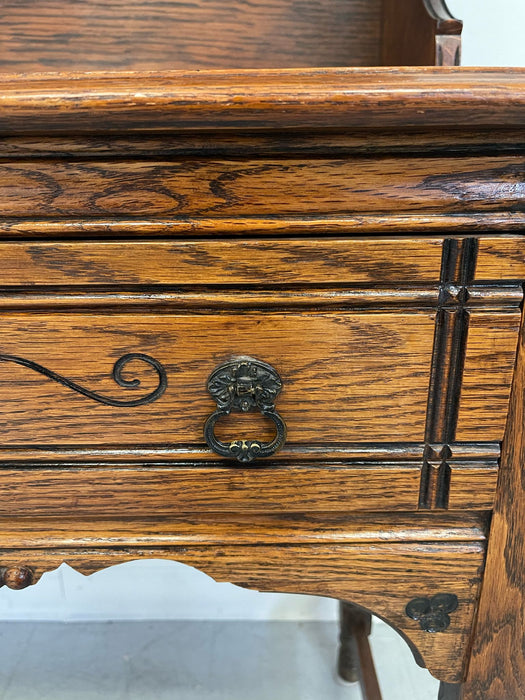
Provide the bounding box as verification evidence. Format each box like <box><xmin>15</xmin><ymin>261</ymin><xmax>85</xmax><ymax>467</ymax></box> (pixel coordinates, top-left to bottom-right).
<box><xmin>204</xmin><ymin>356</ymin><xmax>287</xmax><ymax>463</ymax></box>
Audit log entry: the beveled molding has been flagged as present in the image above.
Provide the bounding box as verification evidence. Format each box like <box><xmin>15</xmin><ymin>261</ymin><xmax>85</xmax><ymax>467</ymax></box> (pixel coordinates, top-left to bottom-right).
<box><xmin>0</xmin><ymin>68</ymin><xmax>523</xmax><ymax>134</ymax></box>
<box><xmin>0</xmin><ymin>541</ymin><xmax>484</xmax><ymax>684</ymax></box>
<box><xmin>0</xmin><ymin>215</ymin><xmax>524</xmax><ymax>238</ymax></box>
<box><xmin>0</xmin><ymin>285</ymin><xmax>520</xmax><ymax>312</ymax></box>
<box><xmin>0</xmin><ymin>441</ymin><xmax>500</xmax><ymax>464</ymax></box>
<box><xmin>0</xmin><ymin>443</ymin><xmax>500</xmax><ymax>513</ymax></box>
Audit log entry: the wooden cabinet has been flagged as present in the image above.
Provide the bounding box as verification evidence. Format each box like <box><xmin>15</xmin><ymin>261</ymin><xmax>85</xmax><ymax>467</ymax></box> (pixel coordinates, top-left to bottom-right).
<box><xmin>0</xmin><ymin>2</ymin><xmax>523</xmax><ymax>698</ymax></box>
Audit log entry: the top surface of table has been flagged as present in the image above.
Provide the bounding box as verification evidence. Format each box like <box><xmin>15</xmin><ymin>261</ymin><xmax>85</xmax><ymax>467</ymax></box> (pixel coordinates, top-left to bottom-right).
<box><xmin>0</xmin><ymin>67</ymin><xmax>524</xmax><ymax>134</ymax></box>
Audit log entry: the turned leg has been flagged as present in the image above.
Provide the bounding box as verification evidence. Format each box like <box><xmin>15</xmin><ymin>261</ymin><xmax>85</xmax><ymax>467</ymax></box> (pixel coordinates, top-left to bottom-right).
<box><xmin>337</xmin><ymin>601</ymin><xmax>382</xmax><ymax>700</ymax></box>
<box><xmin>439</xmin><ymin>682</ymin><xmax>462</xmax><ymax>699</ymax></box>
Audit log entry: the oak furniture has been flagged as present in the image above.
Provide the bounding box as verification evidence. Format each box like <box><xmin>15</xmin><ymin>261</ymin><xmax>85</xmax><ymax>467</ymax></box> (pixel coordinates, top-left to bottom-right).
<box><xmin>0</xmin><ymin>2</ymin><xmax>523</xmax><ymax>698</ymax></box>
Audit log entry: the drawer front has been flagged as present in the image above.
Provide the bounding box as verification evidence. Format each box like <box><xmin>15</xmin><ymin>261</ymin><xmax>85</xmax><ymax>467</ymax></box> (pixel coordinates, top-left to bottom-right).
<box><xmin>0</xmin><ymin>311</ymin><xmax>435</xmax><ymax>447</ymax></box>
<box><xmin>0</xmin><ymin>305</ymin><xmax>513</xmax><ymax>514</ymax></box>
<box><xmin>0</xmin><ymin>238</ymin><xmax>443</xmax><ymax>287</ymax></box>
<box><xmin>0</xmin><ymin>234</ymin><xmax>521</xmax><ymax>514</ymax></box>
<box><xmin>0</xmin><ymin>465</ymin><xmax>497</xmax><ymax>515</ymax></box>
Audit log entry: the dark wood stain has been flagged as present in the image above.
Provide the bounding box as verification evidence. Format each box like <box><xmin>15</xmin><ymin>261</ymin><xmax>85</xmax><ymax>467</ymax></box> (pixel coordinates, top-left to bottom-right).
<box><xmin>0</xmin><ymin>0</ymin><xmax>382</xmax><ymax>72</ymax></box>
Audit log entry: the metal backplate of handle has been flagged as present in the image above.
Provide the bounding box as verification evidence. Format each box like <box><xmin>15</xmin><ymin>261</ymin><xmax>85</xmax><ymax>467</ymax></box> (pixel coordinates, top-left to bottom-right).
<box><xmin>204</xmin><ymin>356</ymin><xmax>287</xmax><ymax>463</ymax></box>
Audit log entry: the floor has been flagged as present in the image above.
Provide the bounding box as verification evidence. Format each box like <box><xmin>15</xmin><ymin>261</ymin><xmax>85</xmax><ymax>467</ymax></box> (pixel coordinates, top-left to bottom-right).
<box><xmin>0</xmin><ymin>620</ymin><xmax>440</xmax><ymax>699</ymax></box>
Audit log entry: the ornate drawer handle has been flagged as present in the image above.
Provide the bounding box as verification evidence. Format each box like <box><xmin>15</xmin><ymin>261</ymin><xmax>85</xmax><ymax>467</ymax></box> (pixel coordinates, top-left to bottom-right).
<box><xmin>204</xmin><ymin>356</ymin><xmax>287</xmax><ymax>463</ymax></box>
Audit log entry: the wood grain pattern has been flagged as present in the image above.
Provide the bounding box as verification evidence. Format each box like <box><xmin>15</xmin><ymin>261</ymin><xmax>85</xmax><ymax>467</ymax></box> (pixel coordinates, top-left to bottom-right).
<box><xmin>460</xmin><ymin>313</ymin><xmax>525</xmax><ymax>699</ymax></box>
<box><xmin>475</xmin><ymin>236</ymin><xmax>525</xmax><ymax>281</ymax></box>
<box><xmin>0</xmin><ymin>443</ymin><xmax>431</xmax><ymax>464</ymax></box>
<box><xmin>0</xmin><ymin>48</ymin><xmax>521</xmax><ymax>693</ymax></box>
<box><xmin>0</xmin><ymin>442</ymin><xmax>500</xmax><ymax>465</ymax></box>
<box><xmin>338</xmin><ymin>602</ymin><xmax>380</xmax><ymax>697</ymax></box>
<box><xmin>382</xmin><ymin>0</ymin><xmax>462</xmax><ymax>67</ymax></box>
<box><xmin>0</xmin><ymin>464</ymin><xmax>499</xmax><ymax>514</ymax></box>
<box><xmin>0</xmin><ymin>156</ymin><xmax>521</xmax><ymax>218</ymax></box>
<box><xmin>0</xmin><ymin>0</ymin><xmax>382</xmax><ymax>71</ymax></box>
<box><xmin>455</xmin><ymin>312</ymin><xmax>521</xmax><ymax>442</ymax></box>
<box><xmin>1</xmin><ymin>214</ymin><xmax>525</xmax><ymax>238</ymax></box>
<box><xmin>0</xmin><ymin>465</ymin><xmax>423</xmax><ymax>515</ymax></box>
<box><xmin>0</xmin><ymin>238</ymin><xmax>445</xmax><ymax>286</ymax></box>
<box><xmin>0</xmin><ymin>512</ymin><xmax>489</xmax><ymax>548</ymax></box>
<box><xmin>446</xmin><ymin>467</ymin><xmax>498</xmax><ymax>511</ymax></box>
<box><xmin>0</xmin><ymin>311</ymin><xmax>436</xmax><ymax>446</ymax></box>
<box><xmin>1</xmin><ymin>308</ymin><xmax>515</xmax><ymax>453</ymax></box>
<box><xmin>0</xmin><ymin>69</ymin><xmax>523</xmax><ymax>134</ymax></box>
<box><xmin>0</xmin><ymin>288</ymin><xmax>442</xmax><ymax>312</ymax></box>
<box><xmin>0</xmin><ymin>286</ymin><xmax>517</xmax><ymax>313</ymax></box>
<box><xmin>0</xmin><ymin>541</ymin><xmax>485</xmax><ymax>683</ymax></box>
<box><xmin>0</xmin><ymin>128</ymin><xmax>522</xmax><ymax>160</ymax></box>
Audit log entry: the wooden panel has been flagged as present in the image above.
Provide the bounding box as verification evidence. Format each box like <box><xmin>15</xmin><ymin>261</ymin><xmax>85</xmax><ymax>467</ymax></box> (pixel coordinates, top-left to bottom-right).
<box><xmin>0</xmin><ymin>157</ymin><xmax>522</xmax><ymax>218</ymax></box>
<box><xmin>382</xmin><ymin>0</ymin><xmax>462</xmax><ymax>67</ymax></box>
<box><xmin>0</xmin><ymin>466</ymin><xmax>423</xmax><ymax>514</ymax></box>
<box><xmin>0</xmin><ymin>464</ymin><xmax>498</xmax><ymax>514</ymax></box>
<box><xmin>455</xmin><ymin>312</ymin><xmax>521</xmax><ymax>442</ymax></box>
<box><xmin>0</xmin><ymin>541</ymin><xmax>485</xmax><ymax>682</ymax></box>
<box><xmin>461</xmin><ymin>310</ymin><xmax>525</xmax><ymax>699</ymax></box>
<box><xmin>475</xmin><ymin>236</ymin><xmax>525</xmax><ymax>281</ymax></box>
<box><xmin>0</xmin><ymin>69</ymin><xmax>523</xmax><ymax>134</ymax></box>
<box><xmin>0</xmin><ymin>312</ymin><xmax>435</xmax><ymax>446</ymax></box>
<box><xmin>447</xmin><ymin>467</ymin><xmax>498</xmax><ymax>511</ymax></box>
<box><xmin>0</xmin><ymin>239</ymin><xmax>444</xmax><ymax>286</ymax></box>
<box><xmin>0</xmin><ymin>512</ymin><xmax>489</xmax><ymax>548</ymax></box>
<box><xmin>0</xmin><ymin>0</ymin><xmax>382</xmax><ymax>72</ymax></box>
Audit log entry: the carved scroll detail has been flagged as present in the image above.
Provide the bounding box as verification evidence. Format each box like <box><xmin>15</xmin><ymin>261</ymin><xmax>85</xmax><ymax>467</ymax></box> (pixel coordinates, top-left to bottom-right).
<box><xmin>0</xmin><ymin>352</ymin><xmax>167</xmax><ymax>407</ymax></box>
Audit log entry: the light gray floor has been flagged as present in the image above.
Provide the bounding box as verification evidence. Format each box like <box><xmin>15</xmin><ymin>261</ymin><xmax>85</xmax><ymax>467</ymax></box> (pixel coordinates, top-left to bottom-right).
<box><xmin>0</xmin><ymin>620</ymin><xmax>439</xmax><ymax>699</ymax></box>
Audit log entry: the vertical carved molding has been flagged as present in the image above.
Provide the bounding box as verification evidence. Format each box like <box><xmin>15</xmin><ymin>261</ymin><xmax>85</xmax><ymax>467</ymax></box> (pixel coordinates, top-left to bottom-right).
<box><xmin>419</xmin><ymin>238</ymin><xmax>478</xmax><ymax>509</ymax></box>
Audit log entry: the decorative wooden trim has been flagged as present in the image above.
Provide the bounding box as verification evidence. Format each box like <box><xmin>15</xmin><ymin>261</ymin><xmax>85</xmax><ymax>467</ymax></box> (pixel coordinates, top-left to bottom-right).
<box><xmin>0</xmin><ymin>441</ymin><xmax>500</xmax><ymax>464</ymax></box>
<box><xmin>0</xmin><ymin>130</ymin><xmax>523</xmax><ymax>159</ymax></box>
<box><xmin>0</xmin><ymin>512</ymin><xmax>488</xmax><ymax>548</ymax></box>
<box><xmin>0</xmin><ymin>464</ymin><xmax>498</xmax><ymax>515</ymax></box>
<box><xmin>0</xmin><ymin>286</ymin><xmax>520</xmax><ymax>312</ymax></box>
<box><xmin>420</xmin><ymin>239</ymin><xmax>478</xmax><ymax>509</ymax></box>
<box><xmin>1</xmin><ymin>69</ymin><xmax>523</xmax><ymax>134</ymax></box>
<box><xmin>0</xmin><ymin>287</ymin><xmax>442</xmax><ymax>311</ymax></box>
<box><xmin>0</xmin><ymin>541</ymin><xmax>485</xmax><ymax>683</ymax></box>
<box><xmin>406</xmin><ymin>593</ymin><xmax>459</xmax><ymax>632</ymax></box>
<box><xmin>0</xmin><ymin>565</ymin><xmax>34</xmax><ymax>590</ymax></box>
<box><xmin>1</xmin><ymin>215</ymin><xmax>525</xmax><ymax>238</ymax></box>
